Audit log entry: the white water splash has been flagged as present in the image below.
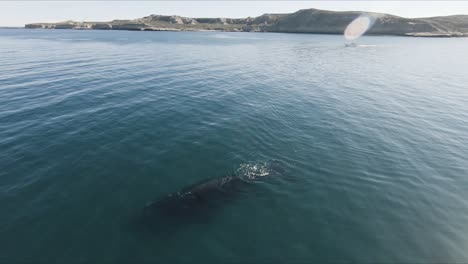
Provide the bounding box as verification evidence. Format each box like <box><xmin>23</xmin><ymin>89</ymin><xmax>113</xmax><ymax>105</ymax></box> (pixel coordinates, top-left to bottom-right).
<box><xmin>237</xmin><ymin>162</ymin><xmax>270</xmax><ymax>180</ymax></box>
<box><xmin>344</xmin><ymin>15</ymin><xmax>376</xmax><ymax>41</ymax></box>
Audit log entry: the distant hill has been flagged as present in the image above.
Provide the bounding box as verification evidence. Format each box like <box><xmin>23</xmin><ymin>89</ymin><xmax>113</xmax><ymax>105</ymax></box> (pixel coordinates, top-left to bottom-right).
<box><xmin>25</xmin><ymin>8</ymin><xmax>468</xmax><ymax>37</ymax></box>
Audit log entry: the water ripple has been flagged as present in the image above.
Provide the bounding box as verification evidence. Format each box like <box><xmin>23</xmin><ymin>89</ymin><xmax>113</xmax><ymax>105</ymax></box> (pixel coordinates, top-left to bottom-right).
<box><xmin>1</xmin><ymin>29</ymin><xmax>468</xmax><ymax>263</ymax></box>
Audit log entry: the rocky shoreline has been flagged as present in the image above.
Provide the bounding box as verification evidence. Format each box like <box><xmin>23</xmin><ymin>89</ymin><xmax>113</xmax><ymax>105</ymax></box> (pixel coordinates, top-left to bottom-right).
<box><xmin>25</xmin><ymin>8</ymin><xmax>468</xmax><ymax>38</ymax></box>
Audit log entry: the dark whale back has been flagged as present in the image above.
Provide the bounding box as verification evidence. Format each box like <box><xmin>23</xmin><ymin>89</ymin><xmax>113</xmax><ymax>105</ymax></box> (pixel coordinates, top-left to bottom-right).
<box><xmin>143</xmin><ymin>175</ymin><xmax>248</xmax><ymax>219</ymax></box>
<box><xmin>142</xmin><ymin>160</ymin><xmax>287</xmax><ymax>225</ymax></box>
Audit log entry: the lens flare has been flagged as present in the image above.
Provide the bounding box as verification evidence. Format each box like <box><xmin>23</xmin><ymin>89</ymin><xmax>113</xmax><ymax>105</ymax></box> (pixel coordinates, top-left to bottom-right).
<box><xmin>344</xmin><ymin>15</ymin><xmax>376</xmax><ymax>41</ymax></box>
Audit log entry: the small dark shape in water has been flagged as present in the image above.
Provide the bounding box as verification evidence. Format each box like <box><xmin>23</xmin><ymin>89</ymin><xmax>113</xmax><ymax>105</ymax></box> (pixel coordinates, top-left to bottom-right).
<box><xmin>345</xmin><ymin>42</ymin><xmax>358</xmax><ymax>47</ymax></box>
<box><xmin>140</xmin><ymin>160</ymin><xmax>286</xmax><ymax>231</ymax></box>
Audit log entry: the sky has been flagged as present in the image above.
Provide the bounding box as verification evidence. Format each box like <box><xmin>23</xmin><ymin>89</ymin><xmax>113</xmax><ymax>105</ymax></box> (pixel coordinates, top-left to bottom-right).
<box><xmin>1</xmin><ymin>1</ymin><xmax>468</xmax><ymax>27</ymax></box>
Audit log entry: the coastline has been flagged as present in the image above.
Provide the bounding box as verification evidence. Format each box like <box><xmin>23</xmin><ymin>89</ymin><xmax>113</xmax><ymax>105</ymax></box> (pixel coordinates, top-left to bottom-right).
<box><xmin>21</xmin><ymin>8</ymin><xmax>468</xmax><ymax>38</ymax></box>
<box><xmin>18</xmin><ymin>27</ymin><xmax>468</xmax><ymax>38</ymax></box>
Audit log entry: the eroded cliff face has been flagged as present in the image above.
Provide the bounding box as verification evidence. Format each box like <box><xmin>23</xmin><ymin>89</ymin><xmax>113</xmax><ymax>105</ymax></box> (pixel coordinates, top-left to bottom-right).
<box><xmin>267</xmin><ymin>9</ymin><xmax>445</xmax><ymax>35</ymax></box>
<box><xmin>268</xmin><ymin>9</ymin><xmax>362</xmax><ymax>33</ymax></box>
<box><xmin>24</xmin><ymin>8</ymin><xmax>468</xmax><ymax>37</ymax></box>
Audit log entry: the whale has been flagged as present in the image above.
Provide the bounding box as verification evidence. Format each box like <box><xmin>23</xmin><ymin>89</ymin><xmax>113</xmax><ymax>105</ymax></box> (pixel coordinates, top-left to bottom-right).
<box><xmin>141</xmin><ymin>160</ymin><xmax>286</xmax><ymax>228</ymax></box>
<box><xmin>143</xmin><ymin>175</ymin><xmax>247</xmax><ymax>219</ymax></box>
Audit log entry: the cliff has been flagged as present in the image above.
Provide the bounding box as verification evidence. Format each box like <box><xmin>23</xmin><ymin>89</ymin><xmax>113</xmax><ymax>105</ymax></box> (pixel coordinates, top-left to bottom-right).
<box><xmin>24</xmin><ymin>8</ymin><xmax>468</xmax><ymax>37</ymax></box>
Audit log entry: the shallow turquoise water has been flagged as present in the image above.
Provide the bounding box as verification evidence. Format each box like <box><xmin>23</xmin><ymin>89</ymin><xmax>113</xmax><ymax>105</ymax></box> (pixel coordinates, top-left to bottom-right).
<box><xmin>1</xmin><ymin>29</ymin><xmax>468</xmax><ymax>262</ymax></box>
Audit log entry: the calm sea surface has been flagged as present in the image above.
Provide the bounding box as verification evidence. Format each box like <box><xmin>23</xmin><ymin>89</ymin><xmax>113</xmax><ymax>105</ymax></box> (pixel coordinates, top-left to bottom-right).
<box><xmin>1</xmin><ymin>29</ymin><xmax>467</xmax><ymax>263</ymax></box>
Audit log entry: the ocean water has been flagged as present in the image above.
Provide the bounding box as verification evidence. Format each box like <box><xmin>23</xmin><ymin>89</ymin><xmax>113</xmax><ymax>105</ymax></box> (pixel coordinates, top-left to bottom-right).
<box><xmin>1</xmin><ymin>29</ymin><xmax>467</xmax><ymax>263</ymax></box>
